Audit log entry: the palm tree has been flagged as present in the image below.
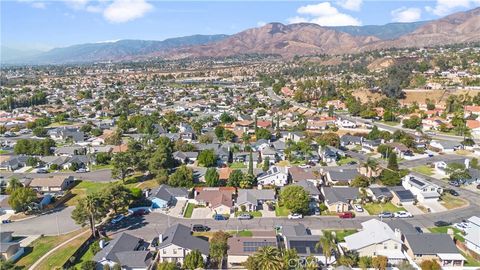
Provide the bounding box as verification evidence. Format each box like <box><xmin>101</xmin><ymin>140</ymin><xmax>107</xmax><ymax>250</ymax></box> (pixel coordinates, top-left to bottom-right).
<box><xmin>316</xmin><ymin>231</ymin><xmax>337</xmax><ymax>266</ymax></box>
<box><xmin>253</xmin><ymin>246</ymin><xmax>283</xmax><ymax>270</ymax></box>
<box><xmin>362</xmin><ymin>158</ymin><xmax>379</xmax><ymax>178</ymax></box>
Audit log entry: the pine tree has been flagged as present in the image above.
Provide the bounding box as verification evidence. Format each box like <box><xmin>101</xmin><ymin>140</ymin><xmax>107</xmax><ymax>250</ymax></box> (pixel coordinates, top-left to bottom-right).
<box><xmin>387</xmin><ymin>152</ymin><xmax>399</xmax><ymax>170</ymax></box>
<box><xmin>248</xmin><ymin>150</ymin><xmax>254</xmax><ymax>176</ymax></box>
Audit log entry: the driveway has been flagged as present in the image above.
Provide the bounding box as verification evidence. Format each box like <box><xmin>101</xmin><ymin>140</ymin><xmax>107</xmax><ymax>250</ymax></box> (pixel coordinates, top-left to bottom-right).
<box><xmin>422</xmin><ymin>201</ymin><xmax>447</xmax><ymax>213</ymax></box>
<box><xmin>166</xmin><ymin>200</ymin><xmax>187</xmax><ymax>218</ymax></box>
<box><xmin>403</xmin><ymin>204</ymin><xmax>424</xmax><ymax>215</ymax></box>
<box><xmin>191</xmin><ymin>207</ymin><xmax>213</xmax><ymax>219</ymax></box>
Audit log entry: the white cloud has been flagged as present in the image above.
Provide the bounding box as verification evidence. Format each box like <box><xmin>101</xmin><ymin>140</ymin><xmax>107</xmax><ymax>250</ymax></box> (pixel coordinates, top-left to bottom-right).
<box><xmin>31</xmin><ymin>2</ymin><xmax>46</xmax><ymax>9</ymax></box>
<box><xmin>103</xmin><ymin>0</ymin><xmax>153</xmax><ymax>23</ymax></box>
<box><xmin>257</xmin><ymin>21</ymin><xmax>267</xmax><ymax>27</ymax></box>
<box><xmin>336</xmin><ymin>0</ymin><xmax>362</xmax><ymax>11</ymax></box>
<box><xmin>290</xmin><ymin>2</ymin><xmax>361</xmax><ymax>26</ymax></box>
<box><xmin>391</xmin><ymin>7</ymin><xmax>422</xmax><ymax>22</ymax></box>
<box><xmin>85</xmin><ymin>5</ymin><xmax>103</xmax><ymax>13</ymax></box>
<box><xmin>425</xmin><ymin>0</ymin><xmax>478</xmax><ymax>16</ymax></box>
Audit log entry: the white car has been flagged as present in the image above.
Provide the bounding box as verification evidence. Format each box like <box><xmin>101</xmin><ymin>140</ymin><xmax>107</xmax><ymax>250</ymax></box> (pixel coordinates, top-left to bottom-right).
<box><xmin>353</xmin><ymin>204</ymin><xmax>364</xmax><ymax>212</ymax></box>
<box><xmin>394</xmin><ymin>211</ymin><xmax>413</xmax><ymax>218</ymax></box>
<box><xmin>288</xmin><ymin>213</ymin><xmax>303</xmax><ymax>220</ymax></box>
<box><xmin>111</xmin><ymin>214</ymin><xmax>125</xmax><ymax>224</ymax></box>
<box><xmin>454</xmin><ymin>222</ymin><xmax>470</xmax><ymax>232</ymax></box>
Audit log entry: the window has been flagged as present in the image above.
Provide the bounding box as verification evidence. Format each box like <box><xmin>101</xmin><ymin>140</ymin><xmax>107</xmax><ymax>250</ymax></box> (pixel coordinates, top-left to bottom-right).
<box><xmin>163</xmin><ymin>249</ymin><xmax>166</xmax><ymax>254</ymax></box>
<box><xmin>173</xmin><ymin>249</ymin><xmax>177</xmax><ymax>254</ymax></box>
<box><xmin>394</xmin><ymin>244</ymin><xmax>398</xmax><ymax>249</ymax></box>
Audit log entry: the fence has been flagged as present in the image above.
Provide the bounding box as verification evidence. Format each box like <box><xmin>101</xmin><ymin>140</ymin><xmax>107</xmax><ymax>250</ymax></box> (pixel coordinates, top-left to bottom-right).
<box><xmin>62</xmin><ymin>233</ymin><xmax>94</xmax><ymax>269</ymax></box>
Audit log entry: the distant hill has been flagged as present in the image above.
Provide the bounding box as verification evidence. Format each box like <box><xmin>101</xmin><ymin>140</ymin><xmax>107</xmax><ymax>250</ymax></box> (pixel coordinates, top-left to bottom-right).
<box><xmin>330</xmin><ymin>21</ymin><xmax>428</xmax><ymax>40</ymax></box>
<box><xmin>4</xmin><ymin>34</ymin><xmax>228</xmax><ymax>65</ymax></box>
<box><xmin>0</xmin><ymin>46</ymin><xmax>43</xmax><ymax>63</ymax></box>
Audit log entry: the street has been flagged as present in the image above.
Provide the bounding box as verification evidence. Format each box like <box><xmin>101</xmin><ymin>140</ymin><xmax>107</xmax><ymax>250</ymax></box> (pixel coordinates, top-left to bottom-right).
<box><xmin>0</xmin><ymin>168</ymin><xmax>114</xmax><ymax>182</ymax></box>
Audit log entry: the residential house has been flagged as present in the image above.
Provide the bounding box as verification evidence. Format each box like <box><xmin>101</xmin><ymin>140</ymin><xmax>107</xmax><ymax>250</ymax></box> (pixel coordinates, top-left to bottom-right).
<box><xmin>319</xmin><ymin>146</ymin><xmax>344</xmax><ymax>163</ymax></box>
<box><xmin>232</xmin><ymin>152</ymin><xmax>259</xmax><ymax>167</ymax></box>
<box><xmin>323</xmin><ymin>167</ymin><xmax>360</xmax><ymax>185</ymax></box>
<box><xmin>362</xmin><ymin>139</ymin><xmax>382</xmax><ymax>152</ymax></box>
<box><xmin>0</xmin><ymin>195</ymin><xmax>14</xmax><ymax>214</ymax></box>
<box><xmin>257</xmin><ymin>166</ymin><xmax>288</xmax><ymax>187</ymax></box>
<box><xmin>48</xmin><ymin>127</ymin><xmax>85</xmax><ymax>143</ymax></box>
<box><xmin>157</xmin><ymin>223</ymin><xmax>209</xmax><ymax>264</ymax></box>
<box><xmin>344</xmin><ymin>219</ymin><xmax>406</xmax><ymax>264</ymax></box>
<box><xmin>321</xmin><ymin>187</ymin><xmax>359</xmax><ymax>213</ymax></box>
<box><xmin>227</xmin><ymin>231</ymin><xmax>278</xmax><ymax>267</ymax></box>
<box><xmin>194</xmin><ymin>187</ymin><xmax>235</xmax><ymax>215</ymax></box>
<box><xmin>236</xmin><ymin>189</ymin><xmax>275</xmax><ymax>212</ymax></box>
<box><xmin>0</xmin><ymin>155</ymin><xmax>28</xmax><ymax>171</ymax></box>
<box><xmin>271</xmin><ymin>140</ymin><xmax>286</xmax><ymax>160</ymax></box>
<box><xmin>0</xmin><ymin>231</ymin><xmax>24</xmax><ymax>261</ymax></box>
<box><xmin>390</xmin><ymin>187</ymin><xmax>416</xmax><ymax>206</ymax></box>
<box><xmin>288</xmin><ymin>166</ymin><xmax>322</xmax><ymax>185</ymax></box>
<box><xmin>404</xmin><ymin>233</ymin><xmax>465</xmax><ymax>267</ymax></box>
<box><xmin>260</xmin><ymin>147</ymin><xmax>277</xmax><ymax>164</ymax></box>
<box><xmin>292</xmin><ymin>180</ymin><xmax>321</xmax><ymax>201</ymax></box>
<box><xmin>464</xmin><ymin>216</ymin><xmax>480</xmax><ymax>255</ymax></box>
<box><xmin>402</xmin><ymin>174</ymin><xmax>442</xmax><ymax>203</ymax></box>
<box><xmin>340</xmin><ymin>135</ymin><xmax>363</xmax><ymax>147</ymax></box>
<box><xmin>279</xmin><ymin>131</ymin><xmax>304</xmax><ymax>143</ymax></box>
<box><xmin>148</xmin><ymin>185</ymin><xmax>189</xmax><ymax>209</ymax></box>
<box><xmin>173</xmin><ymin>151</ymin><xmax>198</xmax><ymax>164</ymax></box>
<box><xmin>386</xmin><ymin>142</ymin><xmax>413</xmax><ymax>158</ymax></box>
<box><xmin>93</xmin><ymin>232</ymin><xmax>153</xmax><ymax>270</ymax></box>
<box><xmin>464</xmin><ymin>105</ymin><xmax>480</xmax><ymax>117</ymax></box>
<box><xmin>54</xmin><ymin>145</ymin><xmax>86</xmax><ymax>156</ymax></box>
<box><xmin>280</xmin><ymin>224</ymin><xmax>336</xmax><ymax>265</ymax></box>
<box><xmin>430</xmin><ymin>140</ymin><xmax>462</xmax><ymax>152</ymax></box>
<box><xmin>29</xmin><ymin>175</ymin><xmax>74</xmax><ymax>194</ymax></box>
<box><xmin>467</xmin><ymin>120</ymin><xmax>480</xmax><ymax>137</ymax></box>
<box><xmin>367</xmin><ymin>187</ymin><xmax>393</xmax><ymax>203</ymax></box>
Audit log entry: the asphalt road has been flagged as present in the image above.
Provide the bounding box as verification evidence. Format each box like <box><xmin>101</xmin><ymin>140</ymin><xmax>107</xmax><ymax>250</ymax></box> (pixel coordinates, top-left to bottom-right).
<box><xmin>0</xmin><ymin>169</ymin><xmax>114</xmax><ymax>182</ymax></box>
<box><xmin>399</xmin><ymin>154</ymin><xmax>465</xmax><ymax>168</ymax></box>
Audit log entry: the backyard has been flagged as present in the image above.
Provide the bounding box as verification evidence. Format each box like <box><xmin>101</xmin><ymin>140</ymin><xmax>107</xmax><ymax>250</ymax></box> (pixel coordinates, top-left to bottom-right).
<box><xmin>428</xmin><ymin>226</ymin><xmax>465</xmax><ymax>242</ymax></box>
<box><xmin>363</xmin><ymin>202</ymin><xmax>405</xmax><ymax>215</ymax></box>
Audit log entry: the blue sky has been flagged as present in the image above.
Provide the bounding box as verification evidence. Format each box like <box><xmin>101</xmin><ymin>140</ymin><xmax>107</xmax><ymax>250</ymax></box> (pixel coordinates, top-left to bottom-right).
<box><xmin>2</xmin><ymin>0</ymin><xmax>479</xmax><ymax>51</ymax></box>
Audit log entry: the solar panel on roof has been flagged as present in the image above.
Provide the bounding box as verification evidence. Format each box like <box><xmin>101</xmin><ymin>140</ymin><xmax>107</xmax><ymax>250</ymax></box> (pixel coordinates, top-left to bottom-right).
<box><xmin>410</xmin><ymin>178</ymin><xmax>426</xmax><ymax>187</ymax></box>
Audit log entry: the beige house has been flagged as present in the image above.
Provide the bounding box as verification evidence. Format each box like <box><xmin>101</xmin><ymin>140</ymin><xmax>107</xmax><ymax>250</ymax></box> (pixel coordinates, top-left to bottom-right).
<box><xmin>227</xmin><ymin>231</ymin><xmax>277</xmax><ymax>267</ymax></box>
<box><xmin>194</xmin><ymin>187</ymin><xmax>235</xmax><ymax>215</ymax></box>
<box><xmin>404</xmin><ymin>233</ymin><xmax>465</xmax><ymax>267</ymax></box>
<box><xmin>344</xmin><ymin>219</ymin><xmax>406</xmax><ymax>264</ymax></box>
<box><xmin>321</xmin><ymin>187</ymin><xmax>359</xmax><ymax>213</ymax></box>
<box><xmin>29</xmin><ymin>175</ymin><xmax>74</xmax><ymax>193</ymax></box>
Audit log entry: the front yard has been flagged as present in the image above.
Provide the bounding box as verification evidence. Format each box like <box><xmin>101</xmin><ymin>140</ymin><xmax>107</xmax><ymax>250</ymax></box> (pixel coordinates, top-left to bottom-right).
<box><xmin>363</xmin><ymin>202</ymin><xmax>405</xmax><ymax>215</ymax></box>
<box><xmin>184</xmin><ymin>203</ymin><xmax>195</xmax><ymax>218</ymax></box>
<box><xmin>411</xmin><ymin>165</ymin><xmax>434</xmax><ymax>176</ymax></box>
<box><xmin>440</xmin><ymin>193</ymin><xmax>468</xmax><ymax>209</ymax></box>
<box><xmin>229</xmin><ymin>162</ymin><xmax>247</xmax><ymax>169</ymax></box>
<box><xmin>275</xmin><ymin>203</ymin><xmax>290</xmax><ymax>217</ymax></box>
<box><xmin>337</xmin><ymin>157</ymin><xmax>357</xmax><ymax>166</ymax></box>
<box><xmin>324</xmin><ymin>229</ymin><xmax>358</xmax><ymax>242</ymax></box>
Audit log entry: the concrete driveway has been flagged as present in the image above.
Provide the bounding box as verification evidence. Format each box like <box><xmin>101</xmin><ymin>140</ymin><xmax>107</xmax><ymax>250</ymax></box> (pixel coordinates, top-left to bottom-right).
<box><xmin>404</xmin><ymin>204</ymin><xmax>424</xmax><ymax>215</ymax></box>
<box><xmin>191</xmin><ymin>207</ymin><xmax>213</xmax><ymax>219</ymax></box>
<box><xmin>422</xmin><ymin>201</ymin><xmax>447</xmax><ymax>213</ymax></box>
<box><xmin>167</xmin><ymin>200</ymin><xmax>187</xmax><ymax>218</ymax></box>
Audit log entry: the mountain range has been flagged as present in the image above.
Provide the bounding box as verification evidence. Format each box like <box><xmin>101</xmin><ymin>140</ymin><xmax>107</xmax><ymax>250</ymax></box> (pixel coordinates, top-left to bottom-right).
<box><xmin>2</xmin><ymin>7</ymin><xmax>480</xmax><ymax>65</ymax></box>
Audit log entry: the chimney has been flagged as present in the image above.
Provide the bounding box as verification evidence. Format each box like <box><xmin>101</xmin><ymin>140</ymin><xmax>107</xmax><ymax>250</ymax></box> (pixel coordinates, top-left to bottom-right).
<box><xmin>394</xmin><ymin>228</ymin><xmax>402</xmax><ymax>240</ymax></box>
<box><xmin>158</xmin><ymin>234</ymin><xmax>163</xmax><ymax>243</ymax></box>
<box><xmin>465</xmin><ymin>158</ymin><xmax>470</xmax><ymax>169</ymax></box>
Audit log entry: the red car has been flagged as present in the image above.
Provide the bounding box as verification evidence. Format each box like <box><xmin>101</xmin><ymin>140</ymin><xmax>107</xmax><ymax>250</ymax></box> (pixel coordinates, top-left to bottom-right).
<box><xmin>338</xmin><ymin>212</ymin><xmax>354</xmax><ymax>219</ymax></box>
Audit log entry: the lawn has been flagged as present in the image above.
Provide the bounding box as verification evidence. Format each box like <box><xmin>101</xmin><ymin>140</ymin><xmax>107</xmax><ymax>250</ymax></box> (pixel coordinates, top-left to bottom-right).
<box><xmin>229</xmin><ymin>162</ymin><xmax>247</xmax><ymax>169</ymax></box>
<box><xmin>235</xmin><ymin>211</ymin><xmax>262</xmax><ymax>217</ymax></box>
<box><xmin>440</xmin><ymin>193</ymin><xmax>468</xmax><ymax>210</ymax></box>
<box><xmin>0</xmin><ymin>149</ymin><xmax>10</xmax><ymax>154</ymax></box>
<box><xmin>91</xmin><ymin>164</ymin><xmax>113</xmax><ymax>171</ymax></box>
<box><xmin>47</xmin><ymin>121</ymin><xmax>73</xmax><ymax>127</ymax></box>
<box><xmin>337</xmin><ymin>157</ymin><xmax>357</xmax><ymax>166</ymax></box>
<box><xmin>73</xmin><ymin>239</ymin><xmax>102</xmax><ymax>268</ymax></box>
<box><xmin>36</xmin><ymin>231</ymin><xmax>91</xmax><ymax>270</ymax></box>
<box><xmin>463</xmin><ymin>251</ymin><xmax>480</xmax><ymax>266</ymax></box>
<box><xmin>125</xmin><ymin>178</ymin><xmax>158</xmax><ymax>190</ymax></box>
<box><xmin>184</xmin><ymin>203</ymin><xmax>195</xmax><ymax>218</ymax></box>
<box><xmin>380</xmin><ymin>121</ymin><xmax>400</xmax><ymax>126</ymax></box>
<box><xmin>428</xmin><ymin>226</ymin><xmax>465</xmax><ymax>242</ymax></box>
<box><xmin>411</xmin><ymin>165</ymin><xmax>434</xmax><ymax>176</ymax></box>
<box><xmin>66</xmin><ymin>180</ymin><xmax>111</xmax><ymax>206</ymax></box>
<box><xmin>15</xmin><ymin>230</ymin><xmax>86</xmax><ymax>269</ymax></box>
<box><xmin>275</xmin><ymin>203</ymin><xmax>290</xmax><ymax>217</ymax></box>
<box><xmin>236</xmin><ymin>230</ymin><xmax>253</xmax><ymax>237</ymax></box>
<box><xmin>363</xmin><ymin>202</ymin><xmax>405</xmax><ymax>215</ymax></box>
<box><xmin>325</xmin><ymin>229</ymin><xmax>358</xmax><ymax>242</ymax></box>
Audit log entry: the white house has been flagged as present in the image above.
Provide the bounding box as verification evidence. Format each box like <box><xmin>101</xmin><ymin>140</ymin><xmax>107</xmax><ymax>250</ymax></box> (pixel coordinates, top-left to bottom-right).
<box><xmin>402</xmin><ymin>174</ymin><xmax>442</xmax><ymax>203</ymax></box>
<box><xmin>465</xmin><ymin>216</ymin><xmax>480</xmax><ymax>255</ymax></box>
<box><xmin>430</xmin><ymin>140</ymin><xmax>462</xmax><ymax>153</ymax></box>
<box><xmin>157</xmin><ymin>224</ymin><xmax>210</xmax><ymax>264</ymax></box>
<box><xmin>257</xmin><ymin>166</ymin><xmax>288</xmax><ymax>187</ymax></box>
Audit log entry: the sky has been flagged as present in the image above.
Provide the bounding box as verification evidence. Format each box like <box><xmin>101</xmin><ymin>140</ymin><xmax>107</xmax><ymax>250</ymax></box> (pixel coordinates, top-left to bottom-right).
<box><xmin>1</xmin><ymin>0</ymin><xmax>480</xmax><ymax>51</ymax></box>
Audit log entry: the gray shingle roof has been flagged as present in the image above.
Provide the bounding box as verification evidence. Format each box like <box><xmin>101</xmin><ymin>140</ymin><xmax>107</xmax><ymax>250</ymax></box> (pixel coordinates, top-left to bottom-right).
<box><xmin>157</xmin><ymin>223</ymin><xmax>209</xmax><ymax>255</ymax></box>
<box><xmin>149</xmin><ymin>185</ymin><xmax>189</xmax><ymax>201</ymax></box>
<box><xmin>292</xmin><ymin>180</ymin><xmax>320</xmax><ymax>196</ymax></box>
<box><xmin>322</xmin><ymin>187</ymin><xmax>359</xmax><ymax>204</ymax></box>
<box><xmin>236</xmin><ymin>189</ymin><xmax>275</xmax><ymax>205</ymax></box>
<box><xmin>93</xmin><ymin>232</ymin><xmax>143</xmax><ymax>263</ymax></box>
<box><xmin>405</xmin><ymin>233</ymin><xmax>460</xmax><ymax>254</ymax></box>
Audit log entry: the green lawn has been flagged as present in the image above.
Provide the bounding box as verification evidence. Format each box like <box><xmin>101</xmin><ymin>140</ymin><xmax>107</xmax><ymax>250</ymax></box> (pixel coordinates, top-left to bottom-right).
<box><xmin>236</xmin><ymin>230</ymin><xmax>253</xmax><ymax>237</ymax></box>
<box><xmin>337</xmin><ymin>157</ymin><xmax>357</xmax><ymax>165</ymax></box>
<box><xmin>363</xmin><ymin>202</ymin><xmax>405</xmax><ymax>215</ymax></box>
<box><xmin>229</xmin><ymin>162</ymin><xmax>247</xmax><ymax>169</ymax></box>
<box><xmin>380</xmin><ymin>121</ymin><xmax>400</xmax><ymax>126</ymax></box>
<box><xmin>428</xmin><ymin>226</ymin><xmax>465</xmax><ymax>242</ymax></box>
<box><xmin>73</xmin><ymin>239</ymin><xmax>100</xmax><ymax>268</ymax></box>
<box><xmin>47</xmin><ymin>121</ymin><xmax>73</xmax><ymax>127</ymax></box>
<box><xmin>275</xmin><ymin>203</ymin><xmax>290</xmax><ymax>217</ymax></box>
<box><xmin>91</xmin><ymin>164</ymin><xmax>113</xmax><ymax>171</ymax></box>
<box><xmin>463</xmin><ymin>251</ymin><xmax>480</xmax><ymax>266</ymax></box>
<box><xmin>36</xmin><ymin>232</ymin><xmax>91</xmax><ymax>270</ymax></box>
<box><xmin>411</xmin><ymin>165</ymin><xmax>434</xmax><ymax>176</ymax></box>
<box><xmin>0</xmin><ymin>149</ymin><xmax>10</xmax><ymax>154</ymax></box>
<box><xmin>325</xmin><ymin>229</ymin><xmax>358</xmax><ymax>242</ymax></box>
<box><xmin>235</xmin><ymin>211</ymin><xmax>262</xmax><ymax>217</ymax></box>
<box><xmin>66</xmin><ymin>180</ymin><xmax>111</xmax><ymax>206</ymax></box>
<box><xmin>14</xmin><ymin>230</ymin><xmax>85</xmax><ymax>269</ymax></box>
<box><xmin>184</xmin><ymin>203</ymin><xmax>195</xmax><ymax>218</ymax></box>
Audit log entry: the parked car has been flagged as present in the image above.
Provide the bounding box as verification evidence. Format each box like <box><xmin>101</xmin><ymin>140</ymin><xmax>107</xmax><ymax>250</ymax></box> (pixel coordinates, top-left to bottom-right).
<box><xmin>111</xmin><ymin>214</ymin><xmax>125</xmax><ymax>224</ymax></box>
<box><xmin>434</xmin><ymin>221</ymin><xmax>451</xmax><ymax>227</ymax></box>
<box><xmin>353</xmin><ymin>204</ymin><xmax>364</xmax><ymax>212</ymax></box>
<box><xmin>2</xmin><ymin>219</ymin><xmax>12</xmax><ymax>224</ymax></box>
<box><xmin>449</xmin><ymin>180</ymin><xmax>460</xmax><ymax>187</ymax></box>
<box><xmin>76</xmin><ymin>168</ymin><xmax>87</xmax><ymax>173</ymax></box>
<box><xmin>446</xmin><ymin>189</ymin><xmax>459</xmax><ymax>196</ymax></box>
<box><xmin>378</xmin><ymin>212</ymin><xmax>394</xmax><ymax>218</ymax></box>
<box><xmin>288</xmin><ymin>213</ymin><xmax>303</xmax><ymax>220</ymax></box>
<box><xmin>213</xmin><ymin>214</ymin><xmax>228</xmax><ymax>221</ymax></box>
<box><xmin>454</xmin><ymin>222</ymin><xmax>470</xmax><ymax>232</ymax></box>
<box><xmin>132</xmin><ymin>209</ymin><xmax>148</xmax><ymax>216</ymax></box>
<box><xmin>37</xmin><ymin>169</ymin><xmax>48</xmax><ymax>174</ymax></box>
<box><xmin>192</xmin><ymin>224</ymin><xmax>210</xmax><ymax>232</ymax></box>
<box><xmin>338</xmin><ymin>212</ymin><xmax>354</xmax><ymax>219</ymax></box>
<box><xmin>238</xmin><ymin>213</ymin><xmax>252</xmax><ymax>220</ymax></box>
<box><xmin>394</xmin><ymin>211</ymin><xmax>413</xmax><ymax>218</ymax></box>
